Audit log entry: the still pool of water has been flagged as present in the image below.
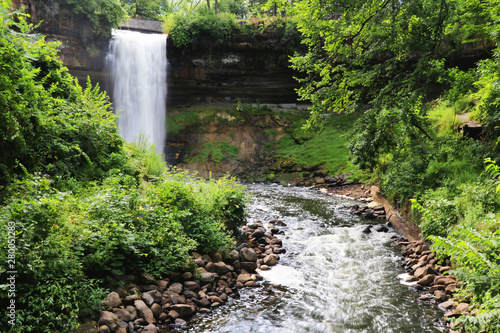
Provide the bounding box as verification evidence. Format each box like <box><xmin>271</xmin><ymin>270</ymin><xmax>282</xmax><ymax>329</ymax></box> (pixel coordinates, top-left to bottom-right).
<box><xmin>186</xmin><ymin>184</ymin><xmax>446</xmax><ymax>333</ymax></box>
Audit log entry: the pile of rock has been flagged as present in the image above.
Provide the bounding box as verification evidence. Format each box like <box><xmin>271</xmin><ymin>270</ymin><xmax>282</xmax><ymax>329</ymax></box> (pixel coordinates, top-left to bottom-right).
<box><xmin>96</xmin><ymin>220</ymin><xmax>287</xmax><ymax>333</ymax></box>
<box><xmin>349</xmin><ymin>204</ymin><xmax>386</xmax><ymax>220</ymax></box>
<box><xmin>394</xmin><ymin>238</ymin><xmax>471</xmax><ymax>332</ymax></box>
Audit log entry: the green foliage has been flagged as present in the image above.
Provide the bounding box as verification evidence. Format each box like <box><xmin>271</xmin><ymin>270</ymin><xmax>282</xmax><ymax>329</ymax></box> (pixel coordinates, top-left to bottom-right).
<box><xmin>411</xmin><ymin>161</ymin><xmax>500</xmax><ymax>332</ymax></box>
<box><xmin>190</xmin><ymin>141</ymin><xmax>240</xmax><ymax>165</ymax></box>
<box><xmin>378</xmin><ymin>136</ymin><xmax>486</xmax><ymax>203</ymax></box>
<box><xmin>276</xmin><ymin>113</ymin><xmax>367</xmax><ymax>180</ymax></box>
<box><xmin>164</xmin><ymin>10</ymin><xmax>237</xmax><ymax>48</ymax></box>
<box><xmin>0</xmin><ymin>4</ymin><xmax>249</xmax><ymax>331</ymax></box>
<box><xmin>430</xmin><ymin>227</ymin><xmax>500</xmax><ymax>333</ymax></box>
<box><xmin>0</xmin><ymin>4</ymin><xmax>126</xmax><ymax>198</ymax></box>
<box><xmin>54</xmin><ymin>0</ymin><xmax>128</xmax><ymax>36</ymax></box>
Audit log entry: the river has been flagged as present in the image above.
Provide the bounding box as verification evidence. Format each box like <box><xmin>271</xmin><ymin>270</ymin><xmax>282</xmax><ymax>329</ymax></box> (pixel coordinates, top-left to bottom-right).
<box><xmin>186</xmin><ymin>184</ymin><xmax>446</xmax><ymax>333</ymax></box>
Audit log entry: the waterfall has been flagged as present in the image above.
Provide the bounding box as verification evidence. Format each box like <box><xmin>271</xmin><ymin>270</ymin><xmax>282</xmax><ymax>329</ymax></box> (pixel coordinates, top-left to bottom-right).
<box><xmin>106</xmin><ymin>29</ymin><xmax>167</xmax><ymax>154</ymax></box>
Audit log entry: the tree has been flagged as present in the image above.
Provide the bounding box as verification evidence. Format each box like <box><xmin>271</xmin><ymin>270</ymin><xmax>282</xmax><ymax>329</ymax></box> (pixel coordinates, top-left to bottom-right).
<box><xmin>273</xmin><ymin>0</ymin><xmax>498</xmax><ymax>168</ymax></box>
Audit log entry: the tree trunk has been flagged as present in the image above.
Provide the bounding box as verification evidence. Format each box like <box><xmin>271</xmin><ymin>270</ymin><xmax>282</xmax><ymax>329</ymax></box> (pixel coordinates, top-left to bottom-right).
<box><xmin>273</xmin><ymin>4</ymin><xmax>277</xmax><ymax>16</ymax></box>
<box><xmin>206</xmin><ymin>0</ymin><xmax>210</xmax><ymax>9</ymax></box>
<box><xmin>215</xmin><ymin>0</ymin><xmax>218</xmax><ymax>14</ymax></box>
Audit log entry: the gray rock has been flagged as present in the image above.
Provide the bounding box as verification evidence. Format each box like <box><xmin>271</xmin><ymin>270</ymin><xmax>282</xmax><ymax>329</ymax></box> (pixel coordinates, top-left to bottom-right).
<box><xmin>183</xmin><ymin>281</ymin><xmax>200</xmax><ymax>293</ymax></box>
<box><xmin>142</xmin><ymin>323</ymin><xmax>159</xmax><ymax>333</ymax></box>
<box><xmin>375</xmin><ymin>225</ymin><xmax>389</xmax><ymax>232</ymax></box>
<box><xmin>263</xmin><ymin>254</ymin><xmax>278</xmax><ymax>266</ymax></box>
<box><xmin>142</xmin><ymin>292</ymin><xmax>155</xmax><ymax>307</ymax></box>
<box><xmin>214</xmin><ymin>262</ymin><xmax>233</xmax><ymax>275</ymax></box>
<box><xmin>237</xmin><ymin>273</ymin><xmax>253</xmax><ymax>284</ymax></box>
<box><xmin>240</xmin><ymin>247</ymin><xmax>258</xmax><ymax>262</ymax></box>
<box><xmin>98</xmin><ymin>311</ymin><xmax>119</xmax><ymax>331</ymax></box>
<box><xmin>134</xmin><ymin>300</ymin><xmax>156</xmax><ymax>324</ymax></box>
<box><xmin>151</xmin><ymin>303</ymin><xmax>162</xmax><ymax>318</ymax></box>
<box><xmin>125</xmin><ymin>305</ymin><xmax>137</xmax><ymax>321</ymax></box>
<box><xmin>144</xmin><ymin>290</ymin><xmax>163</xmax><ymax>304</ymax></box>
<box><xmin>172</xmin><ymin>304</ymin><xmax>194</xmax><ymax>318</ymax></box>
<box><xmin>168</xmin><ymin>282</ymin><xmax>183</xmax><ymax>294</ymax></box>
<box><xmin>240</xmin><ymin>261</ymin><xmax>257</xmax><ymax>272</ymax></box>
<box><xmin>113</xmin><ymin>308</ymin><xmax>132</xmax><ymax>322</ymax></box>
<box><xmin>201</xmin><ymin>272</ymin><xmax>218</xmax><ymax>283</ymax></box>
<box><xmin>140</xmin><ymin>272</ymin><xmax>157</xmax><ymax>285</ymax></box>
<box><xmin>98</xmin><ymin>326</ymin><xmax>110</xmax><ymax>333</ymax></box>
<box><xmin>104</xmin><ymin>291</ymin><xmax>122</xmax><ymax>309</ymax></box>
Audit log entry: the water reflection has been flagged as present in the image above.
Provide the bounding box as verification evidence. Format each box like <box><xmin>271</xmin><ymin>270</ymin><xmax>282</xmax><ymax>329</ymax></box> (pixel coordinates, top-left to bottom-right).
<box><xmin>186</xmin><ymin>184</ymin><xmax>445</xmax><ymax>333</ymax></box>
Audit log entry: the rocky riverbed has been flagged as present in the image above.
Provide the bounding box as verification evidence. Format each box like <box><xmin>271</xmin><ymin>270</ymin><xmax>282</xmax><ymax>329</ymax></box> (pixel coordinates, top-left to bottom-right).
<box><xmin>95</xmin><ymin>220</ymin><xmax>288</xmax><ymax>333</ymax></box>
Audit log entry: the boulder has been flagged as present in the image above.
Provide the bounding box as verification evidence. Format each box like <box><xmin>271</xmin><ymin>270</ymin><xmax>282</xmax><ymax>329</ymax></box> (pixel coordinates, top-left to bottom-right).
<box><xmin>214</xmin><ymin>262</ymin><xmax>233</xmax><ymax>275</ymax></box>
<box><xmin>455</xmin><ymin>303</ymin><xmax>470</xmax><ymax>314</ymax></box>
<box><xmin>134</xmin><ymin>300</ymin><xmax>156</xmax><ymax>324</ymax></box>
<box><xmin>172</xmin><ymin>304</ymin><xmax>194</xmax><ymax>318</ymax></box>
<box><xmin>140</xmin><ymin>272</ymin><xmax>157</xmax><ymax>285</ymax></box>
<box><xmin>240</xmin><ymin>261</ymin><xmax>257</xmax><ymax>272</ymax></box>
<box><xmin>237</xmin><ymin>273</ymin><xmax>254</xmax><ymax>284</ymax></box>
<box><xmin>98</xmin><ymin>326</ymin><xmax>110</xmax><ymax>333</ymax></box>
<box><xmin>417</xmin><ymin>274</ymin><xmax>436</xmax><ymax>286</ymax></box>
<box><xmin>240</xmin><ymin>247</ymin><xmax>258</xmax><ymax>262</ymax></box>
<box><xmin>104</xmin><ymin>292</ymin><xmax>122</xmax><ymax>309</ymax></box>
<box><xmin>184</xmin><ymin>281</ymin><xmax>200</xmax><ymax>293</ymax></box>
<box><xmin>157</xmin><ymin>279</ymin><xmax>169</xmax><ymax>292</ymax></box>
<box><xmin>168</xmin><ymin>282</ymin><xmax>183</xmax><ymax>294</ymax></box>
<box><xmin>151</xmin><ymin>303</ymin><xmax>162</xmax><ymax>318</ymax></box>
<box><xmin>113</xmin><ymin>308</ymin><xmax>132</xmax><ymax>322</ymax></box>
<box><xmin>142</xmin><ymin>292</ymin><xmax>155</xmax><ymax>307</ymax></box>
<box><xmin>142</xmin><ymin>323</ymin><xmax>159</xmax><ymax>333</ymax></box>
<box><xmin>263</xmin><ymin>255</ymin><xmax>278</xmax><ymax>266</ymax></box>
<box><xmin>98</xmin><ymin>311</ymin><xmax>119</xmax><ymax>331</ymax></box>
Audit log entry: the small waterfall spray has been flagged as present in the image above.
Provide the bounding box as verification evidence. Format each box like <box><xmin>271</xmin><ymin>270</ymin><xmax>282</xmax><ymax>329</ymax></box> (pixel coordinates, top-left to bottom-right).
<box><xmin>106</xmin><ymin>29</ymin><xmax>167</xmax><ymax>154</ymax></box>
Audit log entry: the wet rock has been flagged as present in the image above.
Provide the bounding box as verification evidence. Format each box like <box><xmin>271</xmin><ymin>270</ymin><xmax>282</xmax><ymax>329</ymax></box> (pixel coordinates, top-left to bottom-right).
<box><xmin>417</xmin><ymin>274</ymin><xmax>436</xmax><ymax>286</ymax></box>
<box><xmin>375</xmin><ymin>225</ymin><xmax>389</xmax><ymax>232</ymax></box>
<box><xmin>362</xmin><ymin>226</ymin><xmax>373</xmax><ymax>234</ymax></box>
<box><xmin>263</xmin><ymin>254</ymin><xmax>278</xmax><ymax>266</ymax></box>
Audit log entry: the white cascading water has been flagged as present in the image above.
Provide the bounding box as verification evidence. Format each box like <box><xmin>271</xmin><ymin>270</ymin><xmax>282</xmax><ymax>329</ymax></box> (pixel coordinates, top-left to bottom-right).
<box><xmin>106</xmin><ymin>29</ymin><xmax>167</xmax><ymax>154</ymax></box>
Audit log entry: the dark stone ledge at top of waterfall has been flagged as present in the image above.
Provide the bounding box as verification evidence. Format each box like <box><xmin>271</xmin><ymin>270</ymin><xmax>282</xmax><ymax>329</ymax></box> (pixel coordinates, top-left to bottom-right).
<box><xmin>118</xmin><ymin>19</ymin><xmax>164</xmax><ymax>34</ymax></box>
<box><xmin>392</xmin><ymin>237</ymin><xmax>472</xmax><ymax>332</ymax></box>
<box><xmin>86</xmin><ymin>220</ymin><xmax>288</xmax><ymax>333</ymax></box>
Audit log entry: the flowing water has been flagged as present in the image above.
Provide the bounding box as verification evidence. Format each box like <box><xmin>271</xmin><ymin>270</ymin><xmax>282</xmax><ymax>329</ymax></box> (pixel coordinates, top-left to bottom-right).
<box><xmin>187</xmin><ymin>184</ymin><xmax>446</xmax><ymax>333</ymax></box>
<box><xmin>106</xmin><ymin>30</ymin><xmax>167</xmax><ymax>154</ymax></box>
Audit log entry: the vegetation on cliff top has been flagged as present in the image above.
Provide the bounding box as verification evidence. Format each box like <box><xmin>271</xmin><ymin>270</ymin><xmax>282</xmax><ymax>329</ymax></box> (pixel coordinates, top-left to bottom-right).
<box><xmin>0</xmin><ymin>3</ymin><xmax>247</xmax><ymax>331</ymax></box>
